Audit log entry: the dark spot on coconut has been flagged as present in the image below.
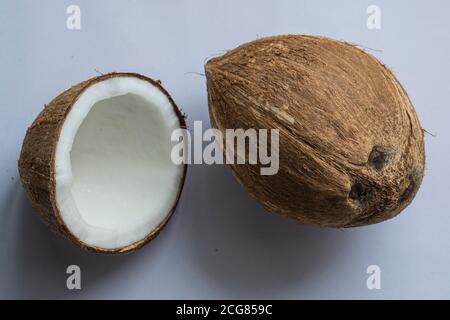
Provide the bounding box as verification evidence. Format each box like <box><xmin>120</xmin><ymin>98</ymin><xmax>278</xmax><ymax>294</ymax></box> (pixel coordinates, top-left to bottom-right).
<box><xmin>400</xmin><ymin>175</ymin><xmax>416</xmax><ymax>203</ymax></box>
<box><xmin>349</xmin><ymin>182</ymin><xmax>371</xmax><ymax>202</ymax></box>
<box><xmin>368</xmin><ymin>146</ymin><xmax>390</xmax><ymax>170</ymax></box>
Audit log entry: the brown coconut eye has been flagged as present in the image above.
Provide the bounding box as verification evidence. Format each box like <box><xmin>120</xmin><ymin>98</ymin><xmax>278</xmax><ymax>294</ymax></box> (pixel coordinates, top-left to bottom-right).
<box><xmin>368</xmin><ymin>146</ymin><xmax>390</xmax><ymax>170</ymax></box>
<box><xmin>400</xmin><ymin>174</ymin><xmax>417</xmax><ymax>203</ymax></box>
<box><xmin>349</xmin><ymin>182</ymin><xmax>371</xmax><ymax>203</ymax></box>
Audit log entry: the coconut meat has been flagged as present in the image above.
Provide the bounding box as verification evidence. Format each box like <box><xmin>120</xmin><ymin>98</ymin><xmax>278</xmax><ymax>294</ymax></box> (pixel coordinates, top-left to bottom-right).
<box><xmin>55</xmin><ymin>77</ymin><xmax>184</xmax><ymax>250</ymax></box>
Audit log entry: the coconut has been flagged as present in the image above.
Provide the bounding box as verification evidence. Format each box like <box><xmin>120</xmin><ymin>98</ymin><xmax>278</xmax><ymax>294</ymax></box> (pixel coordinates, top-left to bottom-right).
<box><xmin>205</xmin><ymin>35</ymin><xmax>425</xmax><ymax>227</ymax></box>
<box><xmin>18</xmin><ymin>73</ymin><xmax>187</xmax><ymax>253</ymax></box>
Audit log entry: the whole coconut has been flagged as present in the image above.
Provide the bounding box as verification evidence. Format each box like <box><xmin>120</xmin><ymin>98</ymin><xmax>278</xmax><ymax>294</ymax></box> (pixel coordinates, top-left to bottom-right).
<box><xmin>205</xmin><ymin>35</ymin><xmax>425</xmax><ymax>227</ymax></box>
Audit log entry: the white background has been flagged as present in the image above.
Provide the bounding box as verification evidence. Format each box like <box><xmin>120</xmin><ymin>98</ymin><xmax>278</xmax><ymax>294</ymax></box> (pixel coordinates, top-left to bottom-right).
<box><xmin>0</xmin><ymin>0</ymin><xmax>449</xmax><ymax>299</ymax></box>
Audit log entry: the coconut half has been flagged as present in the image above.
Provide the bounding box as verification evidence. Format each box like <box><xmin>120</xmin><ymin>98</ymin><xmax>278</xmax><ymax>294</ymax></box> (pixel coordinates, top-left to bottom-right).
<box><xmin>19</xmin><ymin>73</ymin><xmax>186</xmax><ymax>253</ymax></box>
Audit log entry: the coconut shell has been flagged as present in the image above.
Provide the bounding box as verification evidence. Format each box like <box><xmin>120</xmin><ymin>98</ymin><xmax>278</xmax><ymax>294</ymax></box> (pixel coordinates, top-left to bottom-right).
<box><xmin>18</xmin><ymin>73</ymin><xmax>187</xmax><ymax>253</ymax></box>
<box><xmin>205</xmin><ymin>35</ymin><xmax>425</xmax><ymax>227</ymax></box>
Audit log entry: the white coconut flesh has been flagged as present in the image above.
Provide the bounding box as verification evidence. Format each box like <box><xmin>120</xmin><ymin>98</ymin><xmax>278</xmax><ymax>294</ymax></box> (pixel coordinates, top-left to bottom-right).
<box><xmin>55</xmin><ymin>77</ymin><xmax>184</xmax><ymax>250</ymax></box>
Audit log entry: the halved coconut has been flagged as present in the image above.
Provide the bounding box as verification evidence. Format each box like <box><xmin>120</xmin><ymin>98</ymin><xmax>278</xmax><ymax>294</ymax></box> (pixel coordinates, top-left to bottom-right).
<box><xmin>19</xmin><ymin>73</ymin><xmax>187</xmax><ymax>253</ymax></box>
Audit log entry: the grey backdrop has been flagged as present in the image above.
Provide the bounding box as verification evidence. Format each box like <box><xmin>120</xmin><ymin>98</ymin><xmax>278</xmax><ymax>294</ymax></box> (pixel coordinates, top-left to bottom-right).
<box><xmin>0</xmin><ymin>0</ymin><xmax>448</xmax><ymax>299</ymax></box>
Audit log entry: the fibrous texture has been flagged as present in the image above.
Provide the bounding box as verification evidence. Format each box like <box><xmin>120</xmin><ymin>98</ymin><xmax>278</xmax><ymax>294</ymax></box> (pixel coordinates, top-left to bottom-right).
<box><xmin>205</xmin><ymin>35</ymin><xmax>425</xmax><ymax>227</ymax></box>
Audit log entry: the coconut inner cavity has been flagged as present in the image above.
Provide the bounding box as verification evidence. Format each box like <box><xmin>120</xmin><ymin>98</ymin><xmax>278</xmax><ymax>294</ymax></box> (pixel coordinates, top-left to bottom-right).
<box><xmin>55</xmin><ymin>77</ymin><xmax>184</xmax><ymax>249</ymax></box>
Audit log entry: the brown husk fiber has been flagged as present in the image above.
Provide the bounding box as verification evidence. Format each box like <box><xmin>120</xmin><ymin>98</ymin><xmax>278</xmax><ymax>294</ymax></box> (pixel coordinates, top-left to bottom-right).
<box><xmin>18</xmin><ymin>72</ymin><xmax>187</xmax><ymax>253</ymax></box>
<box><xmin>205</xmin><ymin>35</ymin><xmax>425</xmax><ymax>227</ymax></box>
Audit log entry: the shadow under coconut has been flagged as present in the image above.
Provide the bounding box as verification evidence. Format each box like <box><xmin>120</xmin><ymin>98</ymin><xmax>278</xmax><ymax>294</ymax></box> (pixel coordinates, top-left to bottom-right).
<box><xmin>182</xmin><ymin>163</ymin><xmax>352</xmax><ymax>298</ymax></box>
<box><xmin>1</xmin><ymin>183</ymin><xmax>145</xmax><ymax>299</ymax></box>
